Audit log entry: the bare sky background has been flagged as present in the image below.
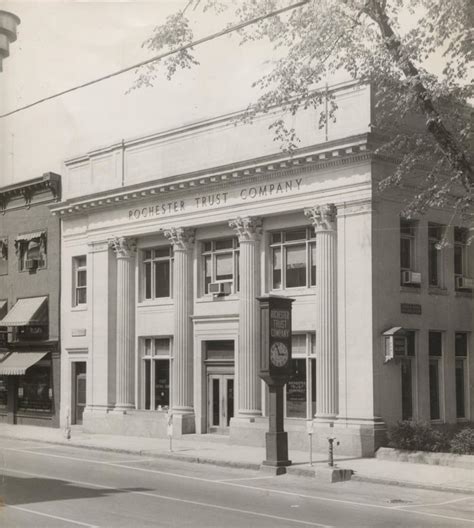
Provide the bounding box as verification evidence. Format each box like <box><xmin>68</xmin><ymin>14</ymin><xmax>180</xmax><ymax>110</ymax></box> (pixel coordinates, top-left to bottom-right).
<box><xmin>0</xmin><ymin>1</ymin><xmax>281</xmax><ymax>186</ymax></box>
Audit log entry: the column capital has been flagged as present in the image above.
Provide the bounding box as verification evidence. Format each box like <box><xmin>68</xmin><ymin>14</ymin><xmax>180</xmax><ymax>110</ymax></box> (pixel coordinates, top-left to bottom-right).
<box><xmin>304</xmin><ymin>204</ymin><xmax>337</xmax><ymax>232</ymax></box>
<box><xmin>229</xmin><ymin>216</ymin><xmax>263</xmax><ymax>242</ymax></box>
<box><xmin>162</xmin><ymin>227</ymin><xmax>195</xmax><ymax>251</ymax></box>
<box><xmin>108</xmin><ymin>236</ymin><xmax>137</xmax><ymax>258</ymax></box>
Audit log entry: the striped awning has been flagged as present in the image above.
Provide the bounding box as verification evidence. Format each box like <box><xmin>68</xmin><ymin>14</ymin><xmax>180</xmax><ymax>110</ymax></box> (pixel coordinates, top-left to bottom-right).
<box><xmin>0</xmin><ymin>296</ymin><xmax>47</xmax><ymax>326</ymax></box>
<box><xmin>15</xmin><ymin>232</ymin><xmax>45</xmax><ymax>243</ymax></box>
<box><xmin>0</xmin><ymin>351</ymin><xmax>48</xmax><ymax>375</ymax></box>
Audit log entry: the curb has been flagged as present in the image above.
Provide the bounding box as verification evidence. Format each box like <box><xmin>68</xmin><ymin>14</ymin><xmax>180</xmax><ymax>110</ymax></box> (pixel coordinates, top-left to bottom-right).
<box><xmin>352</xmin><ymin>474</ymin><xmax>474</xmax><ymax>495</ymax></box>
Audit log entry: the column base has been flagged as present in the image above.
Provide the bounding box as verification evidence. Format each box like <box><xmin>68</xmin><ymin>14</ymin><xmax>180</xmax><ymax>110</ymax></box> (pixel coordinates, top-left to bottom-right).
<box><xmin>113</xmin><ymin>404</ymin><xmax>135</xmax><ymax>414</ymax></box>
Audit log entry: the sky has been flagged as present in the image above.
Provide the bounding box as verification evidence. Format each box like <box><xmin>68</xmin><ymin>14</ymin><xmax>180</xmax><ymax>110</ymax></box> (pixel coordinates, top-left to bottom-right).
<box><xmin>0</xmin><ymin>1</ymin><xmax>280</xmax><ymax>186</ymax></box>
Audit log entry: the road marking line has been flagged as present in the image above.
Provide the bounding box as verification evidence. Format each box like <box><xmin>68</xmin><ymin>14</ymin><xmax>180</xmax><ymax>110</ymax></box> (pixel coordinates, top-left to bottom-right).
<box><xmin>217</xmin><ymin>476</ymin><xmax>277</xmax><ymax>482</ymax></box>
<box><xmin>2</xmin><ymin>467</ymin><xmax>332</xmax><ymax>528</ymax></box>
<box><xmin>6</xmin><ymin>505</ymin><xmax>99</xmax><ymax>527</ymax></box>
<box><xmin>4</xmin><ymin>447</ymin><xmax>474</xmax><ymax>524</ymax></box>
<box><xmin>391</xmin><ymin>495</ymin><xmax>474</xmax><ymax>509</ymax></box>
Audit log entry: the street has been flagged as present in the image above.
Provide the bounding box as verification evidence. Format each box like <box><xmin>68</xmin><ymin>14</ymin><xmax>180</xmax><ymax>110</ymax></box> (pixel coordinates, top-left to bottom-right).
<box><xmin>0</xmin><ymin>437</ymin><xmax>472</xmax><ymax>527</ymax></box>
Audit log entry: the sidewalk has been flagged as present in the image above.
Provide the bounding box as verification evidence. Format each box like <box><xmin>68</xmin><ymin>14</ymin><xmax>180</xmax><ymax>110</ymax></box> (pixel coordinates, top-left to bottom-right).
<box><xmin>0</xmin><ymin>423</ymin><xmax>472</xmax><ymax>494</ymax></box>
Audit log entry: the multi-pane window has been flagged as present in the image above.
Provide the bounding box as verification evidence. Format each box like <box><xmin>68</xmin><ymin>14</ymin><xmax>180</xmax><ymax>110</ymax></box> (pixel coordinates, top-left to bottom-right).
<box><xmin>271</xmin><ymin>228</ymin><xmax>316</xmax><ymax>290</ymax></box>
<box><xmin>401</xmin><ymin>331</ymin><xmax>416</xmax><ymax>421</ymax></box>
<box><xmin>17</xmin><ymin>356</ymin><xmax>53</xmax><ymax>413</ymax></box>
<box><xmin>454</xmin><ymin>227</ymin><xmax>471</xmax><ymax>290</ymax></box>
<box><xmin>73</xmin><ymin>256</ymin><xmax>87</xmax><ymax>306</ymax></box>
<box><xmin>400</xmin><ymin>219</ymin><xmax>418</xmax><ymax>286</ymax></box>
<box><xmin>429</xmin><ymin>331</ymin><xmax>443</xmax><ymax>421</ymax></box>
<box><xmin>0</xmin><ymin>237</ymin><xmax>8</xmax><ymax>275</ymax></box>
<box><xmin>143</xmin><ymin>247</ymin><xmax>173</xmax><ymax>300</ymax></box>
<box><xmin>428</xmin><ymin>223</ymin><xmax>443</xmax><ymax>287</ymax></box>
<box><xmin>16</xmin><ymin>233</ymin><xmax>47</xmax><ymax>271</ymax></box>
<box><xmin>142</xmin><ymin>338</ymin><xmax>171</xmax><ymax>410</ymax></box>
<box><xmin>455</xmin><ymin>333</ymin><xmax>468</xmax><ymax>419</ymax></box>
<box><xmin>285</xmin><ymin>333</ymin><xmax>316</xmax><ymax>419</ymax></box>
<box><xmin>202</xmin><ymin>238</ymin><xmax>240</xmax><ymax>295</ymax></box>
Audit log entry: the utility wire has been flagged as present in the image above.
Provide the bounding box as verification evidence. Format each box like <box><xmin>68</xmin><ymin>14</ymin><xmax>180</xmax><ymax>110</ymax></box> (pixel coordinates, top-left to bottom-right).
<box><xmin>0</xmin><ymin>0</ymin><xmax>309</xmax><ymax>119</ymax></box>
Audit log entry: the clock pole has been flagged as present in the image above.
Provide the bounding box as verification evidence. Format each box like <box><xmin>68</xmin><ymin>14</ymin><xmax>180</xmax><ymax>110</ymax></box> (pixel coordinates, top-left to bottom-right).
<box><xmin>258</xmin><ymin>295</ymin><xmax>294</xmax><ymax>474</ymax></box>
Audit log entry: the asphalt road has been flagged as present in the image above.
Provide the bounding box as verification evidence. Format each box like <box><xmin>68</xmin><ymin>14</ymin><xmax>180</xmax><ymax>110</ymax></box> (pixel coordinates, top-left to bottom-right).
<box><xmin>0</xmin><ymin>437</ymin><xmax>472</xmax><ymax>528</ymax></box>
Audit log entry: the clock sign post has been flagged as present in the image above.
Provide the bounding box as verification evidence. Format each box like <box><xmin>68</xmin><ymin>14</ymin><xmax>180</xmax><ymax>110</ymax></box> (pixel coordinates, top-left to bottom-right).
<box><xmin>258</xmin><ymin>295</ymin><xmax>294</xmax><ymax>473</ymax></box>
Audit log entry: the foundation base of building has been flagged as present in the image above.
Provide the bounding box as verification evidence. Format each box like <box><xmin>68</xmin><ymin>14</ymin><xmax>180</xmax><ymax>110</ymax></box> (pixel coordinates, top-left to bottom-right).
<box><xmin>172</xmin><ymin>412</ymin><xmax>196</xmax><ymax>436</ymax></box>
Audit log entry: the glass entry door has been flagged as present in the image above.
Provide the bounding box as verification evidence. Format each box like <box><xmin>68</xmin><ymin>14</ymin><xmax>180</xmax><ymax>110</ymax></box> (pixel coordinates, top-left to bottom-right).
<box><xmin>208</xmin><ymin>374</ymin><xmax>234</xmax><ymax>434</ymax></box>
<box><xmin>73</xmin><ymin>362</ymin><xmax>86</xmax><ymax>425</ymax></box>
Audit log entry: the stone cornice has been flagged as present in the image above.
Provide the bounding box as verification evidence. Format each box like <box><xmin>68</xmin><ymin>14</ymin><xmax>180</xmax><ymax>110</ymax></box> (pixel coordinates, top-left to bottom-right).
<box><xmin>51</xmin><ymin>137</ymin><xmax>372</xmax><ymax>217</ymax></box>
<box><xmin>0</xmin><ymin>172</ymin><xmax>61</xmax><ymax>214</ymax></box>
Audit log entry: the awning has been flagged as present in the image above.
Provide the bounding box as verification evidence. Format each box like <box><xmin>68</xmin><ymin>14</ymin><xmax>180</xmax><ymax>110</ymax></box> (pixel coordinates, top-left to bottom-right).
<box><xmin>0</xmin><ymin>351</ymin><xmax>48</xmax><ymax>375</ymax></box>
<box><xmin>382</xmin><ymin>327</ymin><xmax>406</xmax><ymax>337</ymax></box>
<box><xmin>0</xmin><ymin>296</ymin><xmax>48</xmax><ymax>326</ymax></box>
<box><xmin>15</xmin><ymin>231</ymin><xmax>45</xmax><ymax>243</ymax></box>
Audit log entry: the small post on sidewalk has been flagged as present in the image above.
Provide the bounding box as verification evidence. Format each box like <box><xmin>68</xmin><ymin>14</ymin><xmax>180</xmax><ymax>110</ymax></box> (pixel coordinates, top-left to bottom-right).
<box><xmin>328</xmin><ymin>436</ymin><xmax>339</xmax><ymax>467</ymax></box>
<box><xmin>64</xmin><ymin>407</ymin><xmax>71</xmax><ymax>440</ymax></box>
<box><xmin>167</xmin><ymin>409</ymin><xmax>173</xmax><ymax>452</ymax></box>
<box><xmin>306</xmin><ymin>420</ymin><xmax>313</xmax><ymax>466</ymax></box>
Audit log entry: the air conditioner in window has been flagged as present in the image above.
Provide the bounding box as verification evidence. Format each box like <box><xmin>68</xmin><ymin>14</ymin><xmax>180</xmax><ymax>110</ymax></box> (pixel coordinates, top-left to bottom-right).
<box><xmin>24</xmin><ymin>259</ymin><xmax>38</xmax><ymax>270</ymax></box>
<box><xmin>209</xmin><ymin>281</ymin><xmax>233</xmax><ymax>296</ymax></box>
<box><xmin>456</xmin><ymin>276</ymin><xmax>474</xmax><ymax>290</ymax></box>
<box><xmin>402</xmin><ymin>270</ymin><xmax>421</xmax><ymax>285</ymax></box>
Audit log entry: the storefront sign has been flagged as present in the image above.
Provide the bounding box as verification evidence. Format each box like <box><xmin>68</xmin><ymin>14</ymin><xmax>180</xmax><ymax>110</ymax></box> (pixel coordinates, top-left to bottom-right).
<box><xmin>401</xmin><ymin>303</ymin><xmax>422</xmax><ymax>315</ymax></box>
<box><xmin>127</xmin><ymin>177</ymin><xmax>303</xmax><ymax>221</ymax></box>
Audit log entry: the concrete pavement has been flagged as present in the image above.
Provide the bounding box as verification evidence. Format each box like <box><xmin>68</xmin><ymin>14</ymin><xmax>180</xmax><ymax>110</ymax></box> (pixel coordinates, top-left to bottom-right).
<box><xmin>0</xmin><ymin>423</ymin><xmax>472</xmax><ymax>494</ymax></box>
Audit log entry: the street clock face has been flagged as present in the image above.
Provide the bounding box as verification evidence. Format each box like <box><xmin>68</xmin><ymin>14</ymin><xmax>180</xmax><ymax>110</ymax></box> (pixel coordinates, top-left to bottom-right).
<box><xmin>270</xmin><ymin>341</ymin><xmax>289</xmax><ymax>367</ymax></box>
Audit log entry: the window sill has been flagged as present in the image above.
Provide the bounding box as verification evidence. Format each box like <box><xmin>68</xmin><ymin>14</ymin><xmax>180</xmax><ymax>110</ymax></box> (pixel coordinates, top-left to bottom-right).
<box><xmin>196</xmin><ymin>294</ymin><xmax>239</xmax><ymax>303</ymax></box>
<box><xmin>428</xmin><ymin>287</ymin><xmax>448</xmax><ymax>296</ymax></box>
<box><xmin>138</xmin><ymin>299</ymin><xmax>174</xmax><ymax>307</ymax></box>
<box><xmin>71</xmin><ymin>305</ymin><xmax>87</xmax><ymax>312</ymax></box>
<box><xmin>400</xmin><ymin>286</ymin><xmax>421</xmax><ymax>294</ymax></box>
<box><xmin>270</xmin><ymin>288</ymin><xmax>316</xmax><ymax>297</ymax></box>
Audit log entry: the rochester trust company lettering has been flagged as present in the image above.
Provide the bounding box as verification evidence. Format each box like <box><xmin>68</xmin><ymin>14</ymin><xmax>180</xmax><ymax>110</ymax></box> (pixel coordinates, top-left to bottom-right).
<box><xmin>128</xmin><ymin>178</ymin><xmax>303</xmax><ymax>220</ymax></box>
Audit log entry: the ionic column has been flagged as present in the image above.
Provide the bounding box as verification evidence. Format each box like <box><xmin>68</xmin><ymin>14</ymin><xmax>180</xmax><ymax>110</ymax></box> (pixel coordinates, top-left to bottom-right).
<box><xmin>304</xmin><ymin>204</ymin><xmax>338</xmax><ymax>421</ymax></box>
<box><xmin>109</xmin><ymin>236</ymin><xmax>137</xmax><ymax>412</ymax></box>
<box><xmin>229</xmin><ymin>216</ymin><xmax>262</xmax><ymax>417</ymax></box>
<box><xmin>163</xmin><ymin>227</ymin><xmax>195</xmax><ymax>414</ymax></box>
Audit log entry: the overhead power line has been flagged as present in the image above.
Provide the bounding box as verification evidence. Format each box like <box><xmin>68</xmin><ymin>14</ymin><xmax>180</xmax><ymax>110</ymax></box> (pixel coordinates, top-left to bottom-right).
<box><xmin>0</xmin><ymin>0</ymin><xmax>309</xmax><ymax>119</ymax></box>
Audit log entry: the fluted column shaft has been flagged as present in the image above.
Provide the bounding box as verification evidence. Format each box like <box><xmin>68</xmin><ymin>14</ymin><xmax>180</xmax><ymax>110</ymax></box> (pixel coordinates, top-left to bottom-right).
<box><xmin>229</xmin><ymin>217</ymin><xmax>262</xmax><ymax>417</ymax></box>
<box><xmin>305</xmin><ymin>205</ymin><xmax>338</xmax><ymax>421</ymax></box>
<box><xmin>109</xmin><ymin>236</ymin><xmax>136</xmax><ymax>412</ymax></box>
<box><xmin>163</xmin><ymin>227</ymin><xmax>194</xmax><ymax>413</ymax></box>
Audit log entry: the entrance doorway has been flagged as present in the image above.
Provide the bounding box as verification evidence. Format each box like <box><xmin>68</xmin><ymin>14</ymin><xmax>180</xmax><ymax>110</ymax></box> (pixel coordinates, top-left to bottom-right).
<box><xmin>72</xmin><ymin>362</ymin><xmax>86</xmax><ymax>425</ymax></box>
<box><xmin>208</xmin><ymin>374</ymin><xmax>234</xmax><ymax>433</ymax></box>
<box><xmin>204</xmin><ymin>340</ymin><xmax>235</xmax><ymax>434</ymax></box>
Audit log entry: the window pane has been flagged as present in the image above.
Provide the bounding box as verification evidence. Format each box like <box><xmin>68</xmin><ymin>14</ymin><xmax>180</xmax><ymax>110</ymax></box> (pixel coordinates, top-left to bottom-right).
<box><xmin>291</xmin><ymin>334</ymin><xmax>306</xmax><ymax>356</ymax></box>
<box><xmin>144</xmin><ymin>262</ymin><xmax>152</xmax><ymax>299</ymax></box>
<box><xmin>310</xmin><ymin>242</ymin><xmax>316</xmax><ymax>286</ymax></box>
<box><xmin>203</xmin><ymin>241</ymin><xmax>212</xmax><ymax>252</ymax></box>
<box><xmin>400</xmin><ymin>238</ymin><xmax>411</xmax><ymax>270</ymax></box>
<box><xmin>286</xmin><ymin>245</ymin><xmax>306</xmax><ymax>287</ymax></box>
<box><xmin>401</xmin><ymin>359</ymin><xmax>413</xmax><ymax>420</ymax></box>
<box><xmin>144</xmin><ymin>250</ymin><xmax>152</xmax><ymax>260</ymax></box>
<box><xmin>285</xmin><ymin>229</ymin><xmax>306</xmax><ymax>242</ymax></box>
<box><xmin>235</xmin><ymin>252</ymin><xmax>240</xmax><ymax>292</ymax></box>
<box><xmin>204</xmin><ymin>255</ymin><xmax>212</xmax><ymax>293</ymax></box>
<box><xmin>76</xmin><ymin>287</ymin><xmax>87</xmax><ymax>305</ymax></box>
<box><xmin>454</xmin><ymin>227</ymin><xmax>467</xmax><ymax>243</ymax></box>
<box><xmin>400</xmin><ymin>220</ymin><xmax>415</xmax><ymax>236</ymax></box>
<box><xmin>154</xmin><ymin>338</ymin><xmax>169</xmax><ymax>356</ymax></box>
<box><xmin>311</xmin><ymin>358</ymin><xmax>316</xmax><ymax>416</ymax></box>
<box><xmin>144</xmin><ymin>360</ymin><xmax>151</xmax><ymax>410</ymax></box>
<box><xmin>18</xmin><ymin>363</ymin><xmax>52</xmax><ymax>412</ymax></box>
<box><xmin>429</xmin><ymin>360</ymin><xmax>440</xmax><ymax>420</ymax></box>
<box><xmin>0</xmin><ymin>376</ymin><xmax>7</xmax><ymax>407</ymax></box>
<box><xmin>428</xmin><ymin>241</ymin><xmax>439</xmax><ymax>286</ymax></box>
<box><xmin>154</xmin><ymin>247</ymin><xmax>170</xmax><ymax>258</ymax></box>
<box><xmin>271</xmin><ymin>232</ymin><xmax>282</xmax><ymax>244</ymax></box>
<box><xmin>155</xmin><ymin>260</ymin><xmax>170</xmax><ymax>298</ymax></box>
<box><xmin>154</xmin><ymin>359</ymin><xmax>170</xmax><ymax>409</ymax></box>
<box><xmin>286</xmin><ymin>359</ymin><xmax>306</xmax><ymax>418</ymax></box>
<box><xmin>144</xmin><ymin>338</ymin><xmax>152</xmax><ymax>356</ymax></box>
<box><xmin>77</xmin><ymin>269</ymin><xmax>87</xmax><ymax>287</ymax></box>
<box><xmin>272</xmin><ymin>247</ymin><xmax>282</xmax><ymax>289</ymax></box>
<box><xmin>429</xmin><ymin>332</ymin><xmax>442</xmax><ymax>357</ymax></box>
<box><xmin>216</xmin><ymin>253</ymin><xmax>233</xmax><ymax>280</ymax></box>
<box><xmin>455</xmin><ymin>359</ymin><xmax>465</xmax><ymax>418</ymax></box>
<box><xmin>455</xmin><ymin>333</ymin><xmax>467</xmax><ymax>357</ymax></box>
<box><xmin>406</xmin><ymin>331</ymin><xmax>416</xmax><ymax>356</ymax></box>
<box><xmin>215</xmin><ymin>238</ymin><xmax>233</xmax><ymax>250</ymax></box>
<box><xmin>76</xmin><ymin>256</ymin><xmax>86</xmax><ymax>267</ymax></box>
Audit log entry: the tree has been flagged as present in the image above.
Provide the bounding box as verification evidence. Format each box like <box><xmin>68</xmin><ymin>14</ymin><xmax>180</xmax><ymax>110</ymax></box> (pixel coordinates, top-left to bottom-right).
<box><xmin>132</xmin><ymin>0</ymin><xmax>473</xmax><ymax>217</ymax></box>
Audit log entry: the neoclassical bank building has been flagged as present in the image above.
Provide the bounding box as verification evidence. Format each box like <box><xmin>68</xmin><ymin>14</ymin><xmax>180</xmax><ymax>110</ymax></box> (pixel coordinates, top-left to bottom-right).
<box><xmin>52</xmin><ymin>82</ymin><xmax>473</xmax><ymax>456</ymax></box>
